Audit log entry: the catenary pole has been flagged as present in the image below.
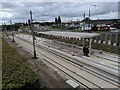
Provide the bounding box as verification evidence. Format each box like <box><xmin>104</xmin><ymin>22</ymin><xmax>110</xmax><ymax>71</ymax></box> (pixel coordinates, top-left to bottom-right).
<box><xmin>30</xmin><ymin>11</ymin><xmax>37</xmax><ymax>59</ymax></box>
<box><xmin>10</xmin><ymin>20</ymin><xmax>15</xmax><ymax>42</ymax></box>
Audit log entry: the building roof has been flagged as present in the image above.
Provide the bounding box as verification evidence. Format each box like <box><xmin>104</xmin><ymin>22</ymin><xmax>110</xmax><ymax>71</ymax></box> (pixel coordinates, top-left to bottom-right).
<box><xmin>56</xmin><ymin>19</ymin><xmax>120</xmax><ymax>25</ymax></box>
<box><xmin>38</xmin><ymin>31</ymin><xmax>100</xmax><ymax>39</ymax></box>
<box><xmin>81</xmin><ymin>19</ymin><xmax>120</xmax><ymax>25</ymax></box>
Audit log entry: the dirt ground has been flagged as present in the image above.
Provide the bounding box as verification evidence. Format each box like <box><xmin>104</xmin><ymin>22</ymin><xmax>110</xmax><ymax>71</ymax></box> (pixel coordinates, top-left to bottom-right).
<box><xmin>2</xmin><ymin>34</ymin><xmax>71</xmax><ymax>89</ymax></box>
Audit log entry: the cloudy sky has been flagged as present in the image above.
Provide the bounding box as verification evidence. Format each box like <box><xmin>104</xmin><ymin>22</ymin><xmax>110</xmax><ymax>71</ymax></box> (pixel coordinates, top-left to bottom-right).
<box><xmin>0</xmin><ymin>0</ymin><xmax>119</xmax><ymax>25</ymax></box>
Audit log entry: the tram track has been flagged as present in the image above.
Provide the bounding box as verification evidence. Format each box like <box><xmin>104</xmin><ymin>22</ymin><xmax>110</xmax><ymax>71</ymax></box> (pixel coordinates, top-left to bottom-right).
<box><xmin>42</xmin><ymin>42</ymin><xmax>118</xmax><ymax>71</ymax></box>
<box><xmin>38</xmin><ymin>41</ymin><xmax>119</xmax><ymax>85</ymax></box>
<box><xmin>45</xmin><ymin>41</ymin><xmax>119</xmax><ymax>64</ymax></box>
<box><xmin>10</xmin><ymin>35</ymin><xmax>119</xmax><ymax>88</ymax></box>
<box><xmin>37</xmin><ymin>41</ymin><xmax>119</xmax><ymax>87</ymax></box>
<box><xmin>14</xmin><ymin>36</ymin><xmax>102</xmax><ymax>89</ymax></box>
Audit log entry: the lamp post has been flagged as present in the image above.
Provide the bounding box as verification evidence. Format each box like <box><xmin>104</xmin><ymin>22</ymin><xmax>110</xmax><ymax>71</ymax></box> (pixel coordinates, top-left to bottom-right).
<box><xmin>89</xmin><ymin>5</ymin><xmax>97</xmax><ymax>30</ymax></box>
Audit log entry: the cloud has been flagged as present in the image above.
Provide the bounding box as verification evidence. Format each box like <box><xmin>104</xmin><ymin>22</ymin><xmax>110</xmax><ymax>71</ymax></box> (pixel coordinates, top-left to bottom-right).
<box><xmin>0</xmin><ymin>1</ymin><xmax>119</xmax><ymax>24</ymax></box>
<box><xmin>2</xmin><ymin>2</ymin><xmax>22</xmax><ymax>9</ymax></box>
<box><xmin>2</xmin><ymin>0</ymin><xmax>120</xmax><ymax>2</ymax></box>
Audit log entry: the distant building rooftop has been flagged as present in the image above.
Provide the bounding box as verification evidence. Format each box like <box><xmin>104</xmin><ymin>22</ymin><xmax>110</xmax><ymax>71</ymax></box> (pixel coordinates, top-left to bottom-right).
<box><xmin>81</xmin><ymin>18</ymin><xmax>120</xmax><ymax>25</ymax></box>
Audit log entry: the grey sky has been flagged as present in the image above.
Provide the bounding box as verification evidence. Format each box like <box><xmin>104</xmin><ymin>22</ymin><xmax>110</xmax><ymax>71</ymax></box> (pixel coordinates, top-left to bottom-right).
<box><xmin>0</xmin><ymin>0</ymin><xmax>119</xmax><ymax>24</ymax></box>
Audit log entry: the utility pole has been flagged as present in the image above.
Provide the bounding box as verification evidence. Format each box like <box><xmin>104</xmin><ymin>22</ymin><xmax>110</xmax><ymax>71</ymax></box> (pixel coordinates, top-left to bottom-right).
<box><xmin>2</xmin><ymin>23</ymin><xmax>5</xmax><ymax>32</ymax></box>
<box><xmin>10</xmin><ymin>20</ymin><xmax>15</xmax><ymax>42</ymax></box>
<box><xmin>83</xmin><ymin>13</ymin><xmax>85</xmax><ymax>31</ymax></box>
<box><xmin>4</xmin><ymin>22</ymin><xmax>7</xmax><ymax>36</ymax></box>
<box><xmin>4</xmin><ymin>22</ymin><xmax>6</xmax><ymax>32</ymax></box>
<box><xmin>30</xmin><ymin>11</ymin><xmax>37</xmax><ymax>59</ymax></box>
<box><xmin>2</xmin><ymin>23</ymin><xmax>4</xmax><ymax>31</ymax></box>
<box><xmin>1</xmin><ymin>23</ymin><xmax>3</xmax><ymax>32</ymax></box>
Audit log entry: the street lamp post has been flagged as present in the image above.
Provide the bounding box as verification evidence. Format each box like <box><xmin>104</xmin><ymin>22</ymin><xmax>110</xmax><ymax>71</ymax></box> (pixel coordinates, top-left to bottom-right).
<box><xmin>88</xmin><ymin>5</ymin><xmax>97</xmax><ymax>54</ymax></box>
<box><xmin>89</xmin><ymin>5</ymin><xmax>97</xmax><ymax>30</ymax></box>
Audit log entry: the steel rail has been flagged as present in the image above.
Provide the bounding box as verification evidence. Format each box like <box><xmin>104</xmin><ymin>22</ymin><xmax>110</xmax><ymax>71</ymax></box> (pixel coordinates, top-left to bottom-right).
<box><xmin>37</xmin><ymin>42</ymin><xmax>119</xmax><ymax>87</ymax></box>
<box><xmin>14</xmin><ymin>35</ymin><xmax>119</xmax><ymax>88</ymax></box>
<box><xmin>14</xmin><ymin>37</ymin><xmax>101</xmax><ymax>89</ymax></box>
<box><xmin>45</xmin><ymin>41</ymin><xmax>119</xmax><ymax>63</ymax></box>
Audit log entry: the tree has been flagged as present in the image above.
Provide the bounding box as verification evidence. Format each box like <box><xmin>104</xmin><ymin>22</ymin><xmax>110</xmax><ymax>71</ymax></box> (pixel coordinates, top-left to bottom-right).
<box><xmin>58</xmin><ymin>16</ymin><xmax>61</xmax><ymax>24</ymax></box>
<box><xmin>112</xmin><ymin>19</ymin><xmax>119</xmax><ymax>24</ymax></box>
<box><xmin>25</xmin><ymin>21</ymin><xmax>28</xmax><ymax>26</ymax></box>
<box><xmin>55</xmin><ymin>18</ymin><xmax>58</xmax><ymax>24</ymax></box>
<box><xmin>28</xmin><ymin>19</ymin><xmax>31</xmax><ymax>26</ymax></box>
<box><xmin>22</xmin><ymin>22</ymin><xmax>26</xmax><ymax>26</ymax></box>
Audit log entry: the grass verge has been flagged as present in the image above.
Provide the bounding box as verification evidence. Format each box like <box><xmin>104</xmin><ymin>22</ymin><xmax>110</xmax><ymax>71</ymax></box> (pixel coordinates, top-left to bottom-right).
<box><xmin>2</xmin><ymin>38</ymin><xmax>45</xmax><ymax>90</ymax></box>
<box><xmin>0</xmin><ymin>36</ymin><xmax>2</xmax><ymax>90</ymax></box>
